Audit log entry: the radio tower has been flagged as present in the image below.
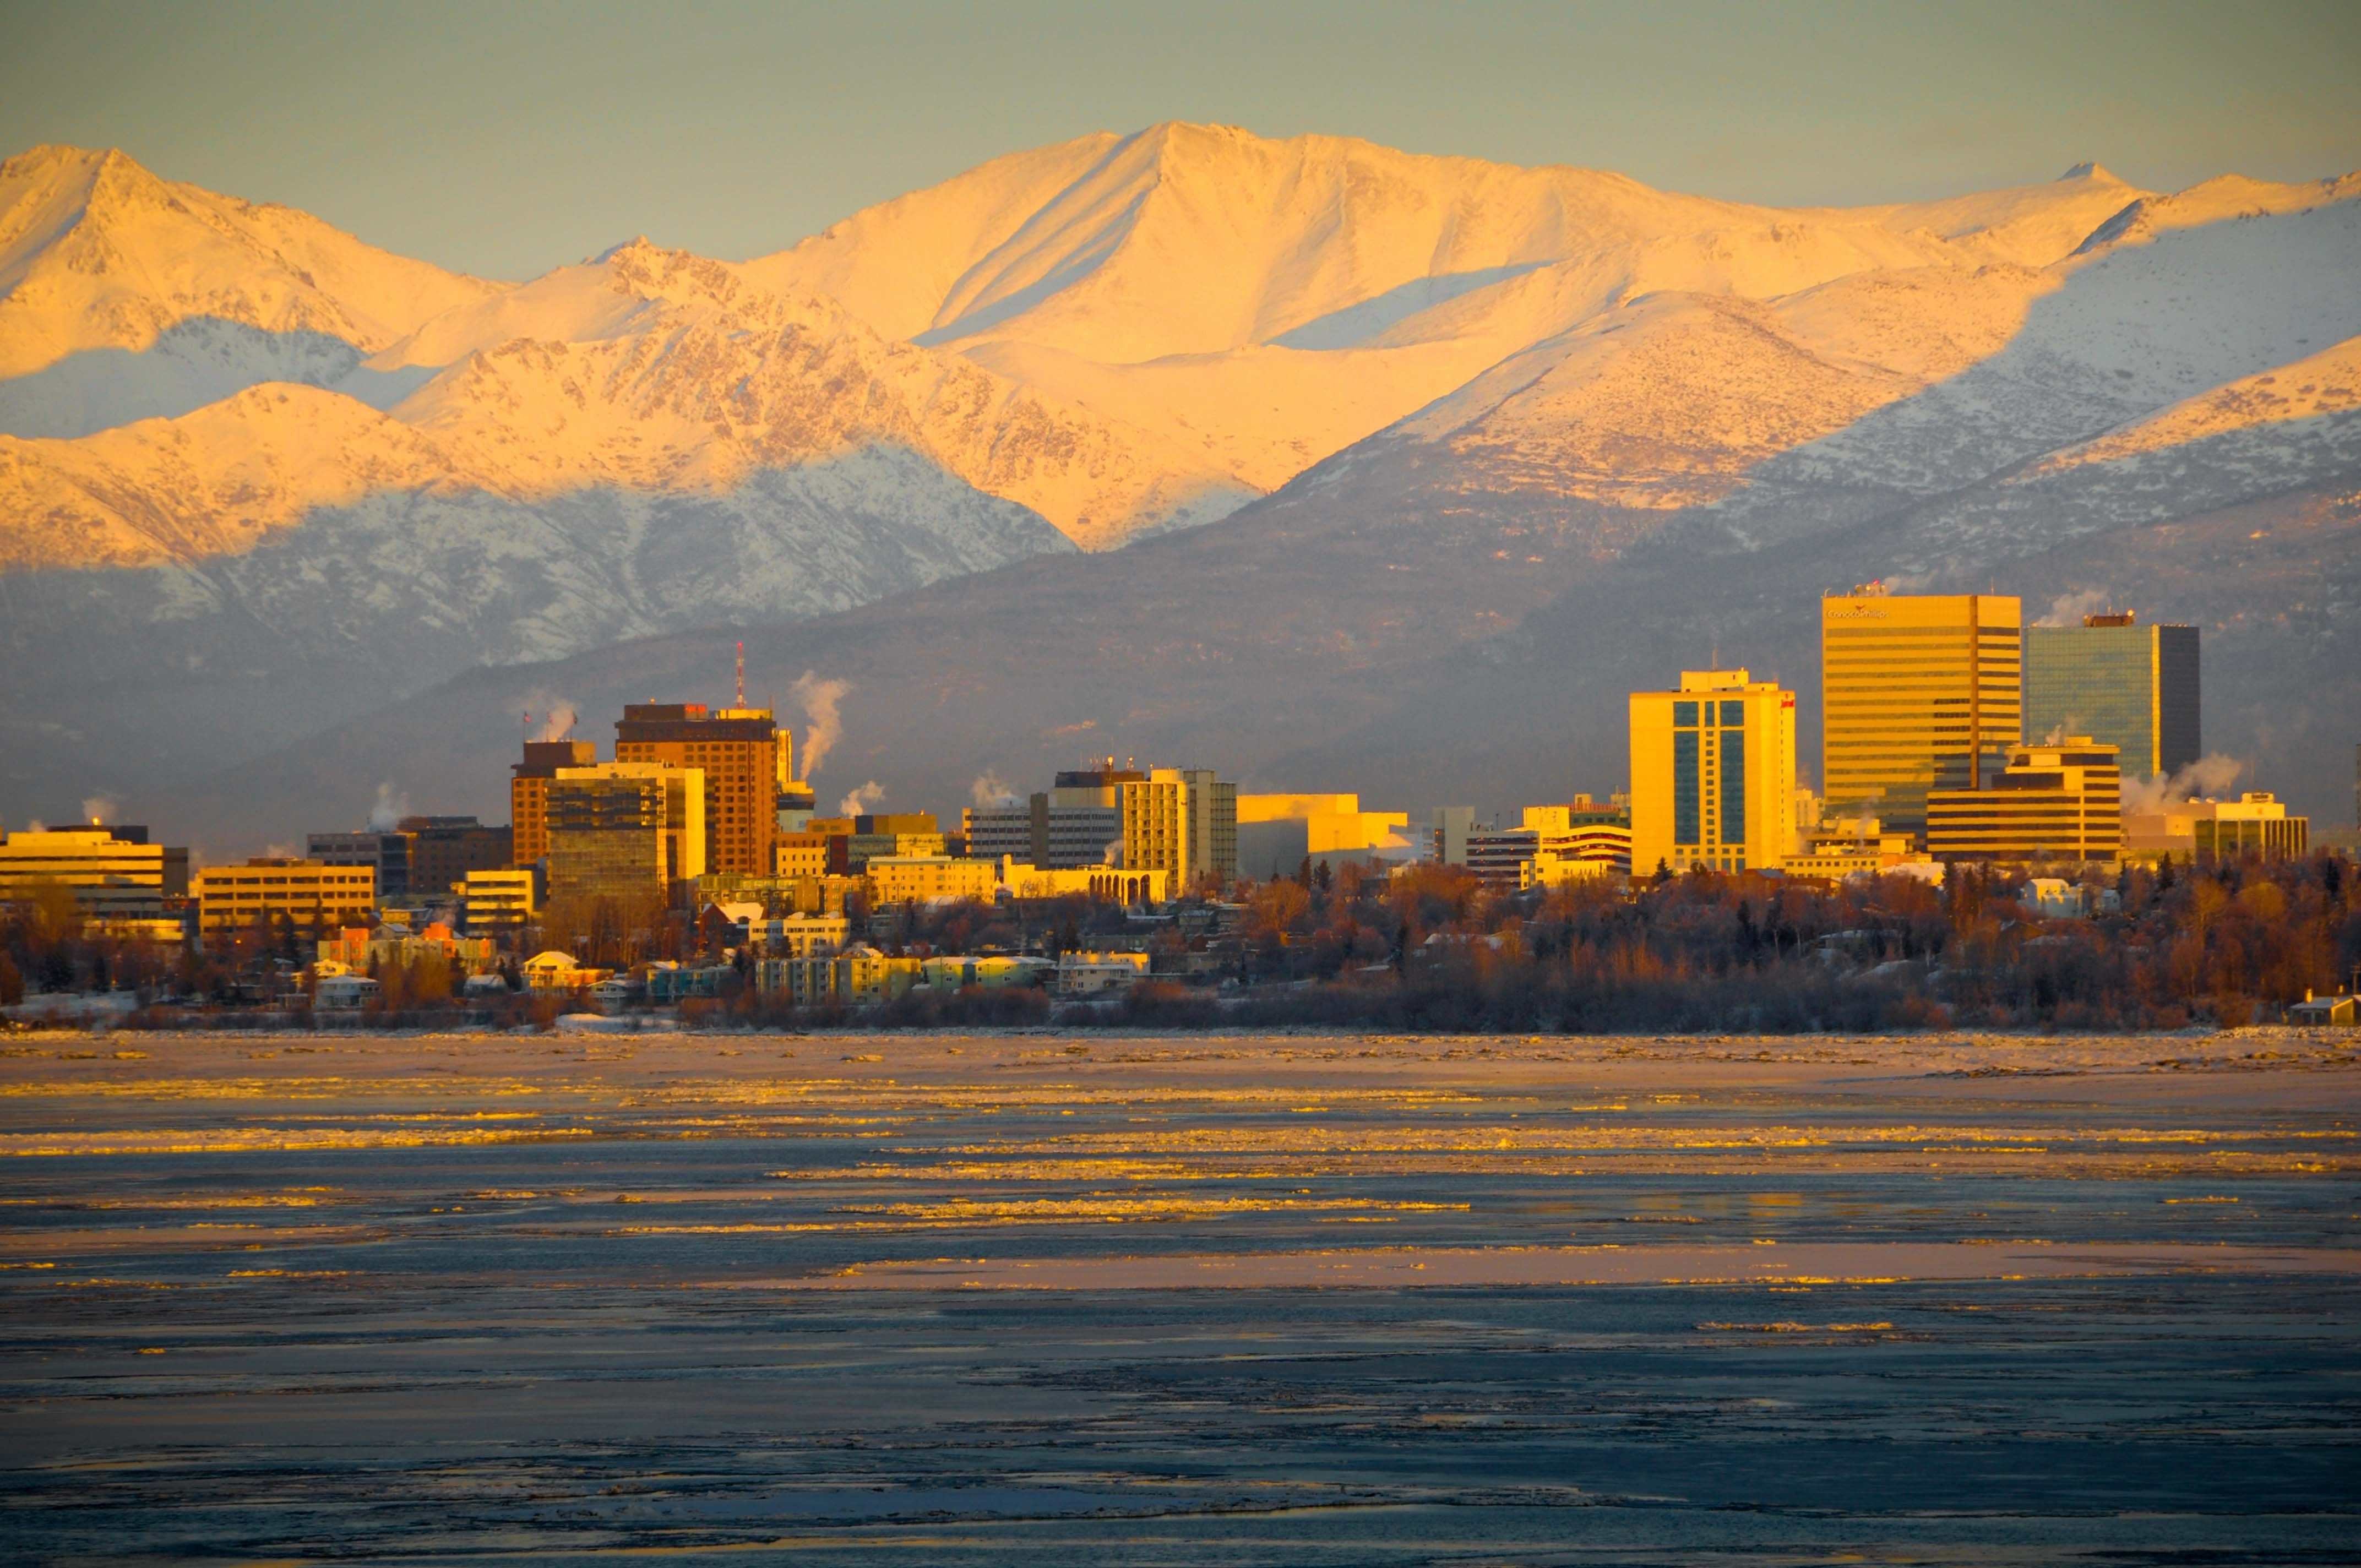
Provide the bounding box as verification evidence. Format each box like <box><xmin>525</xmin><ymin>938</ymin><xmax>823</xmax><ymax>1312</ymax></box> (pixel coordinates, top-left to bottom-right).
<box><xmin>735</xmin><ymin>640</ymin><xmax>745</xmax><ymax>708</ymax></box>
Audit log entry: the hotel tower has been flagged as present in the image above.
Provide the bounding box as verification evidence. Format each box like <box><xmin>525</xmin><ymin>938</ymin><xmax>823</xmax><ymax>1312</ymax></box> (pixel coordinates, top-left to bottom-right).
<box><xmin>1820</xmin><ymin>588</ymin><xmax>2022</xmax><ymax>840</ymax></box>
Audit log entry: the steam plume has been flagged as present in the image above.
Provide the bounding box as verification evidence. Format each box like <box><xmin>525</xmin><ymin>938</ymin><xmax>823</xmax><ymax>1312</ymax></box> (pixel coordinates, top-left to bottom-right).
<box><xmin>2122</xmin><ymin>754</ymin><xmax>2244</xmax><ymax>814</ymax></box>
<box><xmin>80</xmin><ymin>795</ymin><xmax>117</xmax><ymax>826</ymax></box>
<box><xmin>367</xmin><ymin>781</ymin><xmax>409</xmax><ymax>832</ymax></box>
<box><xmin>523</xmin><ymin>692</ymin><xmax>579</xmax><ymax>741</ymax></box>
<box><xmin>839</xmin><ymin>780</ymin><xmax>885</xmax><ymax>816</ymax></box>
<box><xmin>2036</xmin><ymin>587</ymin><xmax>2113</xmax><ymax>627</ymax></box>
<box><xmin>970</xmin><ymin>770</ymin><xmax>1020</xmax><ymax>808</ymax></box>
<box><xmin>791</xmin><ymin>671</ymin><xmax>850</xmax><ymax>777</ymax></box>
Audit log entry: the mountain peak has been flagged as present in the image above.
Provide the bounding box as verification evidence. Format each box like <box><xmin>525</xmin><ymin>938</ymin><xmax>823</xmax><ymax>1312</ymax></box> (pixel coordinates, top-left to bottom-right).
<box><xmin>2057</xmin><ymin>160</ymin><xmax>2123</xmax><ymax>183</ymax></box>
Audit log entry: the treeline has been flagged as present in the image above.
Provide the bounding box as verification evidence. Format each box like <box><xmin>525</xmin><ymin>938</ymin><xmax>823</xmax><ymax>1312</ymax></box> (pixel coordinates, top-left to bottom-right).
<box><xmin>7</xmin><ymin>853</ymin><xmax>2357</xmax><ymax>1034</ymax></box>
<box><xmin>1161</xmin><ymin>853</ymin><xmax>2358</xmax><ymax>1032</ymax></box>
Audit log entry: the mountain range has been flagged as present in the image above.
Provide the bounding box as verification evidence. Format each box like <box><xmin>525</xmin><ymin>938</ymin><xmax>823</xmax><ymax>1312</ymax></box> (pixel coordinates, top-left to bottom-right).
<box><xmin>1</xmin><ymin>126</ymin><xmax>2355</xmax><ymax>852</ymax></box>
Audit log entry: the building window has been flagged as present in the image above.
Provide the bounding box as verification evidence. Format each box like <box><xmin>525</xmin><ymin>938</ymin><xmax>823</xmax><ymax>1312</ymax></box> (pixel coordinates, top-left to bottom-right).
<box><xmin>1673</xmin><ymin>730</ymin><xmax>1700</xmax><ymax>846</ymax></box>
<box><xmin>1720</xmin><ymin>722</ymin><xmax>1747</xmax><ymax>846</ymax></box>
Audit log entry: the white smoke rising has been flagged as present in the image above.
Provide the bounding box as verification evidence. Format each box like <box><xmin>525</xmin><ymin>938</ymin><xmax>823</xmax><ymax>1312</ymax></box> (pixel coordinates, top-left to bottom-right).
<box><xmin>80</xmin><ymin>795</ymin><xmax>117</xmax><ymax>826</ymax></box>
<box><xmin>2036</xmin><ymin>587</ymin><xmax>2113</xmax><ymax>627</ymax></box>
<box><xmin>367</xmin><ymin>781</ymin><xmax>409</xmax><ymax>831</ymax></box>
<box><xmin>969</xmin><ymin>770</ymin><xmax>1020</xmax><ymax>808</ymax></box>
<box><xmin>791</xmin><ymin>671</ymin><xmax>850</xmax><ymax>777</ymax></box>
<box><xmin>2122</xmin><ymin>754</ymin><xmax>2244</xmax><ymax>814</ymax></box>
<box><xmin>839</xmin><ymin>780</ymin><xmax>885</xmax><ymax>816</ymax></box>
<box><xmin>523</xmin><ymin>692</ymin><xmax>579</xmax><ymax>742</ymax></box>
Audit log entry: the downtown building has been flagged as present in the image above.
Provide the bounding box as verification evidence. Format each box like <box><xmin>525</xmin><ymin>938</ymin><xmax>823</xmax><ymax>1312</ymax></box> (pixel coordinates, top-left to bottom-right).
<box><xmin>1925</xmin><ymin>737</ymin><xmax>2123</xmax><ymax>864</ymax></box>
<box><xmin>965</xmin><ymin>762</ymin><xmax>1141</xmax><ymax>870</ymax></box>
<box><xmin>1821</xmin><ymin>589</ymin><xmax>2022</xmax><ymax>841</ymax></box>
<box><xmin>0</xmin><ymin>824</ymin><xmax>186</xmax><ymax>918</ymax></box>
<box><xmin>1120</xmin><ymin>767</ymin><xmax>1238</xmax><ymax>886</ymax></box>
<box><xmin>614</xmin><ymin>703</ymin><xmax>795</xmax><ymax>878</ymax></box>
<box><xmin>546</xmin><ymin>763</ymin><xmax>706</xmax><ymax>907</ymax></box>
<box><xmin>1629</xmin><ymin>669</ymin><xmax>1798</xmax><ymax>877</ymax></box>
<box><xmin>192</xmin><ymin>859</ymin><xmax>379</xmax><ymax>944</ymax></box>
<box><xmin>2023</xmin><ymin>611</ymin><xmax>2199</xmax><ymax>781</ymax></box>
<box><xmin>510</xmin><ymin>739</ymin><xmax>599</xmax><ymax>869</ymax></box>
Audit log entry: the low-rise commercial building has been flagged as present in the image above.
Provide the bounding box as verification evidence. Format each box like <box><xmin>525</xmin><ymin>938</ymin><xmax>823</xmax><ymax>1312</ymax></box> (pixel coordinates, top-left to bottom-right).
<box><xmin>1925</xmin><ymin>738</ymin><xmax>2123</xmax><ymax>864</ymax></box>
<box><xmin>865</xmin><ymin>855</ymin><xmax>997</xmax><ymax>906</ymax></box>
<box><xmin>0</xmin><ymin>826</ymin><xmax>175</xmax><ymax>917</ymax></box>
<box><xmin>997</xmin><ymin>861</ymin><xmax>1171</xmax><ymax>906</ymax></box>
<box><xmin>194</xmin><ymin>859</ymin><xmax>378</xmax><ymax>942</ymax></box>
<box><xmin>458</xmin><ymin>869</ymin><xmax>537</xmax><ymax>935</ymax></box>
<box><xmin>2130</xmin><ymin>793</ymin><xmax>2312</xmax><ymax>863</ymax></box>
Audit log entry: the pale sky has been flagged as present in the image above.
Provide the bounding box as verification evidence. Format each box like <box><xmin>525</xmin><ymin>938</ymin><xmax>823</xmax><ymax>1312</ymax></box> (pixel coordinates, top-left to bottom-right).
<box><xmin>6</xmin><ymin>0</ymin><xmax>2358</xmax><ymax>280</ymax></box>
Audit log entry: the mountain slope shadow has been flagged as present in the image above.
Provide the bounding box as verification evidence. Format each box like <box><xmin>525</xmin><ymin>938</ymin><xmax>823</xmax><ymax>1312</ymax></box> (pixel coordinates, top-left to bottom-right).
<box><xmin>102</xmin><ymin>198</ymin><xmax>2361</xmax><ymax>847</ymax></box>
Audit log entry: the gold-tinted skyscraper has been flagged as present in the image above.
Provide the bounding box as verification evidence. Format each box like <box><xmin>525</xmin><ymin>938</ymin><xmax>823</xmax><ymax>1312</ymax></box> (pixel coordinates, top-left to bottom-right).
<box><xmin>1821</xmin><ymin>589</ymin><xmax>2021</xmax><ymax>840</ymax></box>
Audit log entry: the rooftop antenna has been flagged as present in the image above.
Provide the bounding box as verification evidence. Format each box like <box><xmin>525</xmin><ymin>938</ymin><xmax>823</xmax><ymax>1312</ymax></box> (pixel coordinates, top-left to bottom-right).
<box><xmin>735</xmin><ymin>641</ymin><xmax>745</xmax><ymax>708</ymax></box>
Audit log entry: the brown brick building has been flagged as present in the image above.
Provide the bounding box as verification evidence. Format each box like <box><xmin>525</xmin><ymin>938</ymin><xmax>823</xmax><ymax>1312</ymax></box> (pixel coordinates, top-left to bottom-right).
<box><xmin>512</xmin><ymin>740</ymin><xmax>598</xmax><ymax>867</ymax></box>
<box><xmin>613</xmin><ymin>705</ymin><xmax>790</xmax><ymax>878</ymax></box>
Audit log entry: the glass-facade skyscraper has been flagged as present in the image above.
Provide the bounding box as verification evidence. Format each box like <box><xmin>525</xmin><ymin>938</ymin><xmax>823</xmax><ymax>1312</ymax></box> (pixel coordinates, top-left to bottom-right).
<box><xmin>2022</xmin><ymin>613</ymin><xmax>2199</xmax><ymax>781</ymax></box>
<box><xmin>1820</xmin><ymin>590</ymin><xmax>2022</xmax><ymax>839</ymax></box>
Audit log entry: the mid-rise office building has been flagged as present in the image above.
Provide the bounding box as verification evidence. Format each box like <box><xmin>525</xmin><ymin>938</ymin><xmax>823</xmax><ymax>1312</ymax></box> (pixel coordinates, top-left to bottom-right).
<box><xmin>1822</xmin><ymin>589</ymin><xmax>2022</xmax><ymax>839</ymax></box>
<box><xmin>307</xmin><ymin>829</ymin><xmax>411</xmax><ymax>901</ymax></box>
<box><xmin>1925</xmin><ymin>737</ymin><xmax>2122</xmax><ymax>863</ymax></box>
<box><xmin>1630</xmin><ymin>669</ymin><xmax>1798</xmax><ymax>876</ymax></box>
<box><xmin>400</xmin><ymin>816</ymin><xmax>514</xmax><ymax>897</ymax></box>
<box><xmin>0</xmin><ymin>826</ymin><xmax>175</xmax><ymax>917</ymax></box>
<box><xmin>774</xmin><ymin>831</ymin><xmax>829</xmax><ymax>879</ymax></box>
<box><xmin>511</xmin><ymin>739</ymin><xmax>599</xmax><ymax>868</ymax></box>
<box><xmin>546</xmin><ymin>763</ymin><xmax>705</xmax><ymax>905</ymax></box>
<box><xmin>1120</xmin><ymin>768</ymin><xmax>1237</xmax><ymax>885</ymax></box>
<box><xmin>2023</xmin><ymin>611</ymin><xmax>2199</xmax><ymax>780</ymax></box>
<box><xmin>193</xmin><ymin>859</ymin><xmax>378</xmax><ymax>941</ymax></box>
<box><xmin>613</xmin><ymin>703</ymin><xmax>792</xmax><ymax>878</ymax></box>
<box><xmin>844</xmin><ymin>813</ymin><xmax>945</xmax><ymax>872</ymax></box>
<box><xmin>1464</xmin><ymin>802</ymin><xmax>1635</xmax><ymax>890</ymax></box>
<box><xmin>1430</xmin><ymin>807</ymin><xmax>1477</xmax><ymax>868</ymax></box>
<box><xmin>962</xmin><ymin>803</ymin><xmax>1032</xmax><ymax>862</ymax></box>
<box><xmin>967</xmin><ymin>763</ymin><xmax>1143</xmax><ymax>870</ymax></box>
<box><xmin>457</xmin><ymin>868</ymin><xmax>537</xmax><ymax>935</ymax></box>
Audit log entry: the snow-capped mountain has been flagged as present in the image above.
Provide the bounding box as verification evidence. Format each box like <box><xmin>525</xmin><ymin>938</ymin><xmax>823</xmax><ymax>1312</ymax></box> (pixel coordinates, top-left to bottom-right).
<box><xmin>2</xmin><ymin>126</ymin><xmax>2357</xmax><ymax>843</ymax></box>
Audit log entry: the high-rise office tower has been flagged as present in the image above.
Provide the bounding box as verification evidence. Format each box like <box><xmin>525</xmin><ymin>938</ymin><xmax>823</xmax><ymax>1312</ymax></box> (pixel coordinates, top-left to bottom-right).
<box><xmin>2022</xmin><ymin>611</ymin><xmax>2199</xmax><ymax>780</ymax></box>
<box><xmin>546</xmin><ymin>763</ymin><xmax>705</xmax><ymax>905</ymax></box>
<box><xmin>1821</xmin><ymin>589</ymin><xmax>2022</xmax><ymax>840</ymax></box>
<box><xmin>512</xmin><ymin>739</ymin><xmax>599</xmax><ymax>868</ymax></box>
<box><xmin>613</xmin><ymin>704</ymin><xmax>791</xmax><ymax>878</ymax></box>
<box><xmin>1629</xmin><ymin>669</ymin><xmax>1798</xmax><ymax>877</ymax></box>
